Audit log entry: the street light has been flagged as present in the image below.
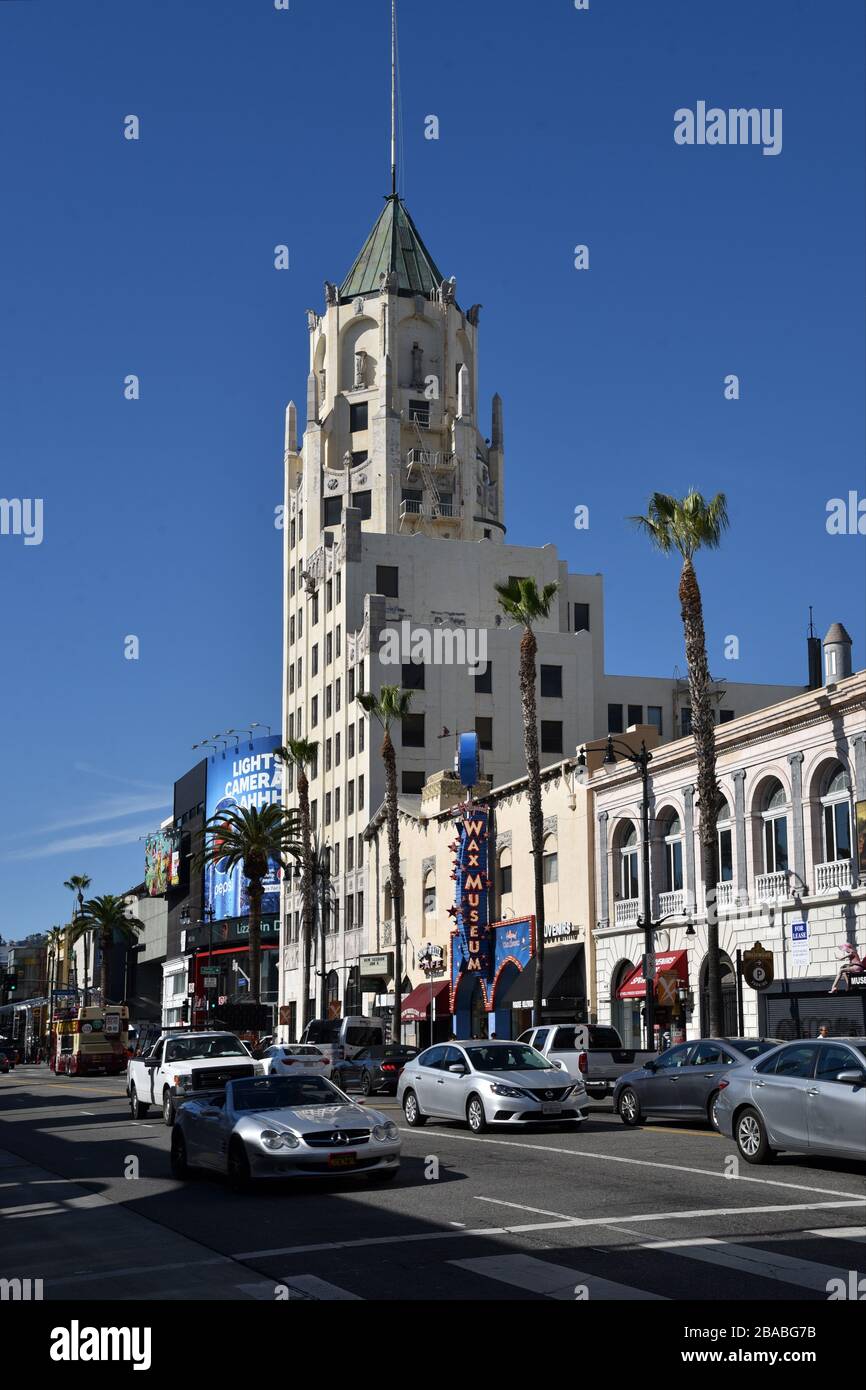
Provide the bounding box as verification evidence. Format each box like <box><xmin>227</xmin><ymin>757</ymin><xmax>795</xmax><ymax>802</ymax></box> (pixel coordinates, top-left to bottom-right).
<box><xmin>180</xmin><ymin>904</ymin><xmax>216</xmax><ymax>1028</ymax></box>
<box><xmin>577</xmin><ymin>737</ymin><xmax>656</xmax><ymax>1048</ymax></box>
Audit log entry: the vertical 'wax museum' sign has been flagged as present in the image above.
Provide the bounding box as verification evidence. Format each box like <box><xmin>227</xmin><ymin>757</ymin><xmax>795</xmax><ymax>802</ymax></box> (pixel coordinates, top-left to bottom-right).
<box><xmin>451</xmin><ymin>807</ymin><xmax>492</xmax><ymax>976</ymax></box>
<box><xmin>204</xmin><ymin>735</ymin><xmax>283</xmax><ymax>921</ymax></box>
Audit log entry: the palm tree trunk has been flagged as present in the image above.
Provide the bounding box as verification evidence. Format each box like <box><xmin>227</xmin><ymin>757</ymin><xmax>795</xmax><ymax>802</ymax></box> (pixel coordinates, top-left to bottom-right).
<box><xmin>519</xmin><ymin>627</ymin><xmax>546</xmax><ymax>1027</ymax></box>
<box><xmin>247</xmin><ymin>879</ymin><xmax>263</xmax><ymax>1006</ymax></box>
<box><xmin>298</xmin><ymin>770</ymin><xmax>314</xmax><ymax>1031</ymax></box>
<box><xmin>100</xmin><ymin>930</ymin><xmax>111</xmax><ymax>1003</ymax></box>
<box><xmin>382</xmin><ymin>729</ymin><xmax>403</xmax><ymax>1045</ymax></box>
<box><xmin>679</xmin><ymin>557</ymin><xmax>723</xmax><ymax>1036</ymax></box>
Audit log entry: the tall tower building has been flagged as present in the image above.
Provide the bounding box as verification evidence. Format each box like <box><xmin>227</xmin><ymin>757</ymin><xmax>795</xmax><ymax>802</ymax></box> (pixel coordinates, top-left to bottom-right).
<box><xmin>278</xmin><ymin>13</ymin><xmax>802</xmax><ymax>1034</ymax></box>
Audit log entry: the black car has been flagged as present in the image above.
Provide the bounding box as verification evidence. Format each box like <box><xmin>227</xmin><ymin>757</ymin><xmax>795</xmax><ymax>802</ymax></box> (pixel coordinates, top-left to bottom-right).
<box><xmin>0</xmin><ymin>1045</ymin><xmax>16</xmax><ymax>1071</ymax></box>
<box><xmin>332</xmin><ymin>1045</ymin><xmax>420</xmax><ymax>1096</ymax></box>
<box><xmin>613</xmin><ymin>1038</ymin><xmax>781</xmax><ymax>1130</ymax></box>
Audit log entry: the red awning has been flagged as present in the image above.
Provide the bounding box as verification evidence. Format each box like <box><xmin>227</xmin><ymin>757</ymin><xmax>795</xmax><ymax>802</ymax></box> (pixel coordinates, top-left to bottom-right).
<box><xmin>401</xmin><ymin>979</ymin><xmax>450</xmax><ymax>1023</ymax></box>
<box><xmin>617</xmin><ymin>950</ymin><xmax>689</xmax><ymax>1001</ymax></box>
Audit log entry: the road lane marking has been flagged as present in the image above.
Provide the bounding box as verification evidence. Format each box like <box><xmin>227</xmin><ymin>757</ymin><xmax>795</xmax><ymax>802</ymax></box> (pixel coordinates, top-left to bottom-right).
<box><xmin>452</xmin><ymin>1253</ymin><xmax>666</xmax><ymax>1301</ymax></box>
<box><xmin>397</xmin><ymin>1128</ymin><xmax>866</xmax><ymax>1202</ymax></box>
<box><xmin>643</xmin><ymin>1237</ymin><xmax>858</xmax><ymax>1292</ymax></box>
<box><xmin>475</xmin><ymin>1195</ymin><xmax>866</xmax><ymax>1225</ymax></box>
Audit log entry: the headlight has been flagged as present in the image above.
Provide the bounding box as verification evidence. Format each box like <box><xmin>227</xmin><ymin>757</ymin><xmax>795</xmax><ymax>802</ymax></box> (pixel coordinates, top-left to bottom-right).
<box><xmin>173</xmin><ymin>1074</ymin><xmax>193</xmax><ymax>1091</ymax></box>
<box><xmin>259</xmin><ymin>1129</ymin><xmax>300</xmax><ymax>1150</ymax></box>
<box><xmin>253</xmin><ymin>1063</ymin><xmax>265</xmax><ymax>1075</ymax></box>
<box><xmin>489</xmin><ymin>1083</ymin><xmax>530</xmax><ymax>1099</ymax></box>
<box><xmin>372</xmin><ymin>1122</ymin><xmax>399</xmax><ymax>1143</ymax></box>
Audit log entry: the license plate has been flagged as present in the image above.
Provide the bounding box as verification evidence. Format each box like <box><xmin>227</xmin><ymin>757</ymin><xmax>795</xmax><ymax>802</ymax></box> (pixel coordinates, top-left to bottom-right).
<box><xmin>328</xmin><ymin>1152</ymin><xmax>357</xmax><ymax>1168</ymax></box>
<box><xmin>541</xmin><ymin>1103</ymin><xmax>562</xmax><ymax>1115</ymax></box>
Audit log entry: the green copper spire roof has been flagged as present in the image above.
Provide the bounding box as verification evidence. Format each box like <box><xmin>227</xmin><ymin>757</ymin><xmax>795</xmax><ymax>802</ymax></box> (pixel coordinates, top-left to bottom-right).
<box><xmin>339</xmin><ymin>196</ymin><xmax>444</xmax><ymax>300</ymax></box>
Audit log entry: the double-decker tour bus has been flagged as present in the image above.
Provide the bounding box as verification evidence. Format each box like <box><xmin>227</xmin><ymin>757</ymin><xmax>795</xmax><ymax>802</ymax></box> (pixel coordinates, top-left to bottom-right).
<box><xmin>52</xmin><ymin>1004</ymin><xmax>129</xmax><ymax>1076</ymax></box>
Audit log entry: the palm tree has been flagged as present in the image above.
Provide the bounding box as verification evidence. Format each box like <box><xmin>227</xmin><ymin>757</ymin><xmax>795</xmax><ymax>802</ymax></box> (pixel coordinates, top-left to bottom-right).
<box><xmin>197</xmin><ymin>803</ymin><xmax>301</xmax><ymax>1007</ymax></box>
<box><xmin>45</xmin><ymin>925</ymin><xmax>66</xmax><ymax>1050</ymax></box>
<box><xmin>75</xmin><ymin>895</ymin><xmax>145</xmax><ymax>1003</ymax></box>
<box><xmin>356</xmin><ymin>686</ymin><xmax>414</xmax><ymax>1044</ymax></box>
<box><xmin>63</xmin><ymin>873</ymin><xmax>91</xmax><ymax>1002</ymax></box>
<box><xmin>630</xmin><ymin>489</ymin><xmax>729</xmax><ymax>1037</ymax></box>
<box><xmin>274</xmin><ymin>739</ymin><xmax>319</xmax><ymax>1032</ymax></box>
<box><xmin>494</xmin><ymin>577</ymin><xmax>559</xmax><ymax>1027</ymax></box>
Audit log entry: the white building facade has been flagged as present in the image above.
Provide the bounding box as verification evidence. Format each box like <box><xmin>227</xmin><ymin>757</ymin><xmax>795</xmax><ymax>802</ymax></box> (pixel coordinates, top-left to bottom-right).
<box><xmin>593</xmin><ymin>650</ymin><xmax>866</xmax><ymax>1048</ymax></box>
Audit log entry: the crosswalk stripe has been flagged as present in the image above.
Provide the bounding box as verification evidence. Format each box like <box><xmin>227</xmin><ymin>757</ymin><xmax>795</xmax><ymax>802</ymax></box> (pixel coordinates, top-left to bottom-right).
<box><xmin>809</xmin><ymin>1226</ymin><xmax>866</xmax><ymax>1241</ymax></box>
<box><xmin>452</xmin><ymin>1253</ymin><xmax>666</xmax><ymax>1301</ymax></box>
<box><xmin>277</xmin><ymin>1274</ymin><xmax>363</xmax><ymax>1300</ymax></box>
<box><xmin>643</xmin><ymin>1237</ymin><xmax>856</xmax><ymax>1292</ymax></box>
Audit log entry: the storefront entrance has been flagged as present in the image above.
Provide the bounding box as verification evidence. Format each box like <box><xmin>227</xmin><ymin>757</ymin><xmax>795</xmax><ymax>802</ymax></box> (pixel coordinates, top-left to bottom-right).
<box><xmin>760</xmin><ymin>979</ymin><xmax>866</xmax><ymax>1040</ymax></box>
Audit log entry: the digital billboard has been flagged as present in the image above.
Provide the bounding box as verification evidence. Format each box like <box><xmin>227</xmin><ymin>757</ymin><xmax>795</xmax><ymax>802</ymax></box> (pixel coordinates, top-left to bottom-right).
<box><xmin>203</xmin><ymin>734</ymin><xmax>284</xmax><ymax>922</ymax></box>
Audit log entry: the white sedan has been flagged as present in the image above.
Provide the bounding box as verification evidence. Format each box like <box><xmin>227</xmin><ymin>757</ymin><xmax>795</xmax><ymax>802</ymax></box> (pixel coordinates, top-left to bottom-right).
<box><xmin>257</xmin><ymin>1044</ymin><xmax>330</xmax><ymax>1077</ymax></box>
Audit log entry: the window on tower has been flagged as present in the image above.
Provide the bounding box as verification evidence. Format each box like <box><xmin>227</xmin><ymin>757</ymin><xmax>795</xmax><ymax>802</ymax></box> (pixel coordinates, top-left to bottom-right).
<box><xmin>323</xmin><ymin>497</ymin><xmax>342</xmax><ymax>528</ymax></box>
<box><xmin>351</xmin><ymin>490</ymin><xmax>372</xmax><ymax>520</ymax></box>
<box><xmin>350</xmin><ymin>402</ymin><xmax>368</xmax><ymax>432</ymax></box>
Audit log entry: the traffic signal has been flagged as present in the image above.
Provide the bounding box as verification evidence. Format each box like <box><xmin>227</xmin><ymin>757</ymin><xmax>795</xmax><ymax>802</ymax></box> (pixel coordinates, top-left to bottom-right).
<box><xmin>181</xmin><ymin>1000</ymin><xmax>189</xmax><ymax>1023</ymax></box>
<box><xmin>6</xmin><ymin>973</ymin><xmax>17</xmax><ymax>993</ymax></box>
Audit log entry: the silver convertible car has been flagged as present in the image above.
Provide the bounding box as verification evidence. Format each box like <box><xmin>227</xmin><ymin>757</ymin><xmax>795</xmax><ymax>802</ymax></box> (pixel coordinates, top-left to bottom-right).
<box><xmin>170</xmin><ymin>1073</ymin><xmax>401</xmax><ymax>1189</ymax></box>
<box><xmin>714</xmin><ymin>1037</ymin><xmax>866</xmax><ymax>1165</ymax></box>
<box><xmin>398</xmin><ymin>1039</ymin><xmax>588</xmax><ymax>1132</ymax></box>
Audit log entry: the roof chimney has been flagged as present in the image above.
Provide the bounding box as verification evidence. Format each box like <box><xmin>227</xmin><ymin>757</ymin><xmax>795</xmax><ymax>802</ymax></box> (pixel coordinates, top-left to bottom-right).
<box><xmin>822</xmin><ymin>622</ymin><xmax>853</xmax><ymax>685</ymax></box>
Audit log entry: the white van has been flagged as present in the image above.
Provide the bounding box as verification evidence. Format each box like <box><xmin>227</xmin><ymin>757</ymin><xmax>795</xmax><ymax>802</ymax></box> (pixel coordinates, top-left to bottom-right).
<box><xmin>299</xmin><ymin>1016</ymin><xmax>385</xmax><ymax>1067</ymax></box>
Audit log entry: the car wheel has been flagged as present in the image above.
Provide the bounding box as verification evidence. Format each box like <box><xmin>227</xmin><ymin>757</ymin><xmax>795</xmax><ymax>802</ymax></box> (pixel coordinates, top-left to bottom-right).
<box><xmin>735</xmin><ymin>1106</ymin><xmax>774</xmax><ymax>1165</ymax></box>
<box><xmin>708</xmin><ymin>1090</ymin><xmax>723</xmax><ymax>1132</ymax></box>
<box><xmin>129</xmin><ymin>1086</ymin><xmax>150</xmax><ymax>1121</ymax></box>
<box><xmin>402</xmin><ymin>1089</ymin><xmax>427</xmax><ymax>1127</ymax></box>
<box><xmin>170</xmin><ymin>1128</ymin><xmax>191</xmax><ymax>1180</ymax></box>
<box><xmin>361</xmin><ymin>1071</ymin><xmax>373</xmax><ymax>1096</ymax></box>
<box><xmin>466</xmin><ymin>1094</ymin><xmax>488</xmax><ymax>1134</ymax></box>
<box><xmin>618</xmin><ymin>1087</ymin><xmax>644</xmax><ymax>1127</ymax></box>
<box><xmin>162</xmin><ymin>1089</ymin><xmax>176</xmax><ymax>1127</ymax></box>
<box><xmin>228</xmin><ymin>1140</ymin><xmax>253</xmax><ymax>1192</ymax></box>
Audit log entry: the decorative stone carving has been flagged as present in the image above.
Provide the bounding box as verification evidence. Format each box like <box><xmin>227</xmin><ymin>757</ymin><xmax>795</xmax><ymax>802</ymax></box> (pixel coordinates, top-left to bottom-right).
<box><xmin>543</xmin><ymin>816</ymin><xmax>558</xmax><ymax>836</ymax></box>
<box><xmin>327</xmin><ymin>477</ymin><xmax>339</xmax><ymax>491</ymax></box>
<box><xmin>440</xmin><ymin>277</ymin><xmax>457</xmax><ymax>305</ymax></box>
<box><xmin>356</xmin><ymin>474</ymin><xmax>367</xmax><ymax>486</ymax></box>
<box><xmin>318</xmin><ymin>369</ymin><xmax>326</xmax><ymax>406</ymax></box>
<box><xmin>342</xmin><ymin>450</ymin><xmax>352</xmax><ymax>470</ymax></box>
<box><xmin>324</xmin><ymin>281</ymin><xmax>338</xmax><ymax>306</ymax></box>
<box><xmin>497</xmin><ymin>830</ymin><xmax>512</xmax><ymax>850</ymax></box>
<box><xmin>421</xmin><ymin>856</ymin><xmax>435</xmax><ymax>877</ymax></box>
<box><xmin>380</xmin><ymin>269</ymin><xmax>398</xmax><ymax>294</ymax></box>
<box><xmin>353</xmin><ymin>296</ymin><xmax>365</xmax><ymax>315</ymax></box>
<box><xmin>467</xmin><ymin>303</ymin><xmax>483</xmax><ymax>325</ymax></box>
<box><xmin>353</xmin><ymin>350</ymin><xmax>367</xmax><ymax>389</ymax></box>
<box><xmin>306</xmin><ymin>309</ymin><xmax>318</xmax><ymax>331</ymax></box>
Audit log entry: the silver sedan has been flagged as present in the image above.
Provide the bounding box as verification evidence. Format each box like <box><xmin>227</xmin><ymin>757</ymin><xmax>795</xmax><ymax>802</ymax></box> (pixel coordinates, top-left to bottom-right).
<box><xmin>170</xmin><ymin>1073</ymin><xmax>401</xmax><ymax>1189</ymax></box>
<box><xmin>714</xmin><ymin>1037</ymin><xmax>866</xmax><ymax>1165</ymax></box>
<box><xmin>398</xmin><ymin>1039</ymin><xmax>588</xmax><ymax>1133</ymax></box>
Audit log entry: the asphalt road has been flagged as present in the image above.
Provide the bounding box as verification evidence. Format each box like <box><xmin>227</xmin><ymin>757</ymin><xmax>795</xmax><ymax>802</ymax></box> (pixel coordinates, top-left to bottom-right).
<box><xmin>1</xmin><ymin>1066</ymin><xmax>864</xmax><ymax>1302</ymax></box>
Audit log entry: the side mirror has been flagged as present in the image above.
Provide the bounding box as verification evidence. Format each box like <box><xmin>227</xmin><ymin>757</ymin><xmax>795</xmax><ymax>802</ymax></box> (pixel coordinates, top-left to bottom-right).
<box><xmin>553</xmin><ymin>1059</ymin><xmax>566</xmax><ymax>1070</ymax></box>
<box><xmin>835</xmin><ymin>1069</ymin><xmax>866</xmax><ymax>1086</ymax></box>
<box><xmin>448</xmin><ymin>1064</ymin><xmax>467</xmax><ymax>1075</ymax></box>
<box><xmin>644</xmin><ymin>1060</ymin><xmax>657</xmax><ymax>1073</ymax></box>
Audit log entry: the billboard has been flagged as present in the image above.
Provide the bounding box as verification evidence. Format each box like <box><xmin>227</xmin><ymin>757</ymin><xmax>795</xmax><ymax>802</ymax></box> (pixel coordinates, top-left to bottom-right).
<box><xmin>203</xmin><ymin>734</ymin><xmax>284</xmax><ymax>922</ymax></box>
<box><xmin>145</xmin><ymin>830</ymin><xmax>180</xmax><ymax>897</ymax></box>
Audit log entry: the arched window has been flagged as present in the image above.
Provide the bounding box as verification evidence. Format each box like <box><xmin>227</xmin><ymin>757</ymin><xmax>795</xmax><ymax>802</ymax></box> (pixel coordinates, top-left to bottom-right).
<box><xmin>821</xmin><ymin>764</ymin><xmax>852</xmax><ymax>862</ymax></box>
<box><xmin>542</xmin><ymin>835</ymin><xmax>558</xmax><ymax>885</ymax></box>
<box><xmin>497</xmin><ymin>848</ymin><xmax>512</xmax><ymax>900</ymax></box>
<box><xmin>659</xmin><ymin>811</ymin><xmax>684</xmax><ymax>892</ymax></box>
<box><xmin>715</xmin><ymin>794</ymin><xmax>733</xmax><ymax>883</ymax></box>
<box><xmin>423</xmin><ymin>870</ymin><xmax>436</xmax><ymax>916</ymax></box>
<box><xmin>761</xmin><ymin>779</ymin><xmax>789</xmax><ymax>874</ymax></box>
<box><xmin>618</xmin><ymin>824</ymin><xmax>639</xmax><ymax>900</ymax></box>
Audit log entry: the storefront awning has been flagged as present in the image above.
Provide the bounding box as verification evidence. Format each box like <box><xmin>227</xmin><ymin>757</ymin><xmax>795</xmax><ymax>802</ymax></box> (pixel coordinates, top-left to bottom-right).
<box><xmin>401</xmin><ymin>979</ymin><xmax>450</xmax><ymax>1023</ymax></box>
<box><xmin>618</xmin><ymin>950</ymin><xmax>689</xmax><ymax>1001</ymax></box>
<box><xmin>497</xmin><ymin>945</ymin><xmax>582</xmax><ymax>1010</ymax></box>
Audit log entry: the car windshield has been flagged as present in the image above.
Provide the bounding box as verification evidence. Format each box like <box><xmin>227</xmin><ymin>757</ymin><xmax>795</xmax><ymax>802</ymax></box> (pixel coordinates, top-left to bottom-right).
<box><xmin>285</xmin><ymin>1046</ymin><xmax>323</xmax><ymax>1057</ymax></box>
<box><xmin>853</xmin><ymin>1044</ymin><xmax>866</xmax><ymax>1063</ymax></box>
<box><xmin>164</xmin><ymin>1035</ymin><xmax>248</xmax><ymax>1063</ymax></box>
<box><xmin>465</xmin><ymin>1044</ymin><xmax>553</xmax><ymax>1072</ymax></box>
<box><xmin>731</xmin><ymin>1039</ymin><xmax>779</xmax><ymax>1059</ymax></box>
<box><xmin>230</xmin><ymin>1075</ymin><xmax>342</xmax><ymax>1111</ymax></box>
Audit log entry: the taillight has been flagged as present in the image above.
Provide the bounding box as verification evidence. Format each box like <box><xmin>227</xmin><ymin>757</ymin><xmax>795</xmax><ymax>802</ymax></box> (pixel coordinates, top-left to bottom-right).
<box><xmin>381</xmin><ymin>1063</ymin><xmax>397</xmax><ymax>1072</ymax></box>
<box><xmin>578</xmin><ymin>1053</ymin><xmax>588</xmax><ymax>1074</ymax></box>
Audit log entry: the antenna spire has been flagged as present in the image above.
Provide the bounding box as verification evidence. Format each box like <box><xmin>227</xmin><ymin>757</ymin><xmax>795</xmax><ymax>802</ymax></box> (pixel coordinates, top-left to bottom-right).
<box><xmin>390</xmin><ymin>0</ymin><xmax>397</xmax><ymax>197</ymax></box>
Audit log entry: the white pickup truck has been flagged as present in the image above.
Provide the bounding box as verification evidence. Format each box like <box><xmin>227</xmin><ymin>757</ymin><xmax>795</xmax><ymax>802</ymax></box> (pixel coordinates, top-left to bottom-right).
<box><xmin>126</xmin><ymin>1031</ymin><xmax>260</xmax><ymax>1125</ymax></box>
<box><xmin>518</xmin><ymin>1024</ymin><xmax>657</xmax><ymax>1102</ymax></box>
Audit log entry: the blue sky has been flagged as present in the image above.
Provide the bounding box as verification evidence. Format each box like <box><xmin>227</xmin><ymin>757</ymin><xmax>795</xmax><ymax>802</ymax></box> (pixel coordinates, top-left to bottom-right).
<box><xmin>1</xmin><ymin>0</ymin><xmax>863</xmax><ymax>938</ymax></box>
